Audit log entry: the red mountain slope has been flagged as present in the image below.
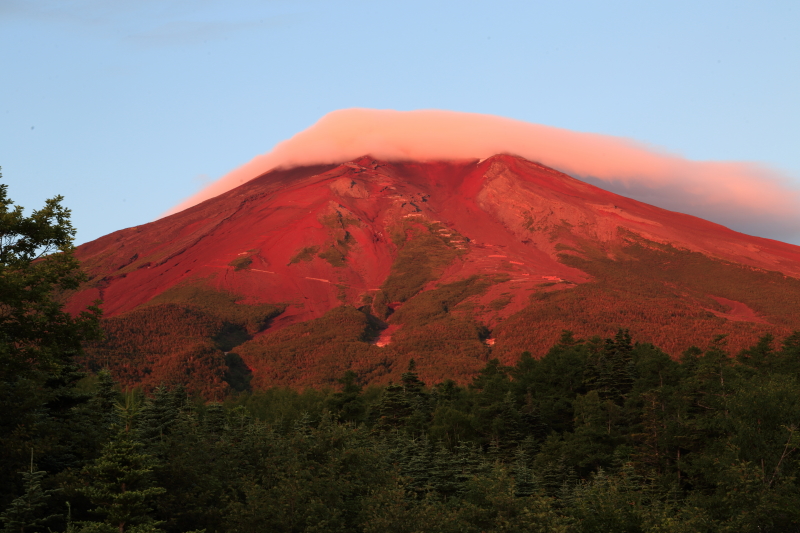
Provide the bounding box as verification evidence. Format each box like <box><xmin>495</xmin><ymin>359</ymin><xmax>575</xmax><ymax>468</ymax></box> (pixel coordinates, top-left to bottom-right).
<box><xmin>70</xmin><ymin>155</ymin><xmax>800</xmax><ymax>393</ymax></box>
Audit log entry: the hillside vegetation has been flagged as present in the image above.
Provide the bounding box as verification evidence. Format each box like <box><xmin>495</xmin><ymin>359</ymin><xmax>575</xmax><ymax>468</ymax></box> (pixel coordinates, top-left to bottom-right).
<box><xmin>7</xmin><ymin>329</ymin><xmax>800</xmax><ymax>532</ymax></box>
<box><xmin>493</xmin><ymin>236</ymin><xmax>800</xmax><ymax>360</ymax></box>
<box><xmin>83</xmin><ymin>235</ymin><xmax>800</xmax><ymax>395</ymax></box>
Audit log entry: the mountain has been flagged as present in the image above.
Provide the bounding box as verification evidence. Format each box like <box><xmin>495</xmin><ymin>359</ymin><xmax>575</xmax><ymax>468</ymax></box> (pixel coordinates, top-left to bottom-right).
<box><xmin>69</xmin><ymin>154</ymin><xmax>800</xmax><ymax>395</ymax></box>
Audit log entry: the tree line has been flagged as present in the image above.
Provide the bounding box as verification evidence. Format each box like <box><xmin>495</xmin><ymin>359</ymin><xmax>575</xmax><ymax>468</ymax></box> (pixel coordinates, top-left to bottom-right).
<box><xmin>4</xmin><ymin>329</ymin><xmax>800</xmax><ymax>532</ymax></box>
<box><xmin>3</xmin><ymin>178</ymin><xmax>800</xmax><ymax>532</ymax></box>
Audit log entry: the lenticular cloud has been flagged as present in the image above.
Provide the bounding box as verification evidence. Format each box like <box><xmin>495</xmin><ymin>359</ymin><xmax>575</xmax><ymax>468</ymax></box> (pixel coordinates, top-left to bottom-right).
<box><xmin>166</xmin><ymin>108</ymin><xmax>800</xmax><ymax>243</ymax></box>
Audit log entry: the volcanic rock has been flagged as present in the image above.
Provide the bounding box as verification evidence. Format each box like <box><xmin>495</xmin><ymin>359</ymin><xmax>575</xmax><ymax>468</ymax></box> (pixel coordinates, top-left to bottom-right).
<box><xmin>71</xmin><ymin>155</ymin><xmax>800</xmax><ymax>394</ymax></box>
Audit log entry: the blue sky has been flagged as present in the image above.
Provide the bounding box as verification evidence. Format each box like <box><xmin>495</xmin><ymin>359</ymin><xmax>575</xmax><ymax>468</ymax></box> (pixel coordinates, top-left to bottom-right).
<box><xmin>2</xmin><ymin>0</ymin><xmax>798</xmax><ymax>244</ymax></box>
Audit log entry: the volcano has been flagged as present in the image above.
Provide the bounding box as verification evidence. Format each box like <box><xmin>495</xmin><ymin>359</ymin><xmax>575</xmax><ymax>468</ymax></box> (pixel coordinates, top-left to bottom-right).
<box><xmin>71</xmin><ymin>155</ymin><xmax>800</xmax><ymax>396</ymax></box>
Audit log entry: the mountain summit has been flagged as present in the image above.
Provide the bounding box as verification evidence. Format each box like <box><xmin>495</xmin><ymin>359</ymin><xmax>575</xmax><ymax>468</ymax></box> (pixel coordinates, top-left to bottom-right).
<box><xmin>71</xmin><ymin>155</ymin><xmax>800</xmax><ymax>395</ymax></box>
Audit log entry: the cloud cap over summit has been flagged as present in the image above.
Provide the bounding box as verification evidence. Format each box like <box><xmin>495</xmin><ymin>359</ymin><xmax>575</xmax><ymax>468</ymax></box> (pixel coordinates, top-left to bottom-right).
<box><xmin>168</xmin><ymin>109</ymin><xmax>800</xmax><ymax>244</ymax></box>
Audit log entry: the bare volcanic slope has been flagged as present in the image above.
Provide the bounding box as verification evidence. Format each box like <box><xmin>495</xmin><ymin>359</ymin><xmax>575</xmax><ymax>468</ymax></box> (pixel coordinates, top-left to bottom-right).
<box><xmin>71</xmin><ymin>155</ymin><xmax>800</xmax><ymax>394</ymax></box>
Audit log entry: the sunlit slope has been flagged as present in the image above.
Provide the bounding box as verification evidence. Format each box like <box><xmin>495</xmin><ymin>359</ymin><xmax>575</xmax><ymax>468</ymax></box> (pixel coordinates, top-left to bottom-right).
<box><xmin>70</xmin><ymin>155</ymin><xmax>800</xmax><ymax>394</ymax></box>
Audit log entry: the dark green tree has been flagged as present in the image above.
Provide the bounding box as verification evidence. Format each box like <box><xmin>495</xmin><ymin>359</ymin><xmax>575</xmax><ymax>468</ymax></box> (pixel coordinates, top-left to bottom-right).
<box><xmin>202</xmin><ymin>403</ymin><xmax>226</xmax><ymax>437</ymax></box>
<box><xmin>0</xmin><ymin>177</ymin><xmax>101</xmax><ymax>508</ymax></box>
<box><xmin>0</xmin><ymin>452</ymin><xmax>61</xmax><ymax>533</ymax></box>
<box><xmin>401</xmin><ymin>360</ymin><xmax>432</xmax><ymax>435</ymax></box>
<box><xmin>584</xmin><ymin>329</ymin><xmax>636</xmax><ymax>404</ymax></box>
<box><xmin>374</xmin><ymin>383</ymin><xmax>413</xmax><ymax>432</ymax></box>
<box><xmin>89</xmin><ymin>369</ymin><xmax>119</xmax><ymax>431</ymax></box>
<box><xmin>0</xmin><ymin>177</ymin><xmax>101</xmax><ymax>381</ymax></box>
<box><xmin>137</xmin><ymin>386</ymin><xmax>179</xmax><ymax>444</ymax></box>
<box><xmin>327</xmin><ymin>370</ymin><xmax>365</xmax><ymax>423</ymax></box>
<box><xmin>400</xmin><ymin>359</ymin><xmax>424</xmax><ymax>396</ymax></box>
<box><xmin>512</xmin><ymin>334</ymin><xmax>588</xmax><ymax>435</ymax></box>
<box><xmin>78</xmin><ymin>429</ymin><xmax>166</xmax><ymax>533</ymax></box>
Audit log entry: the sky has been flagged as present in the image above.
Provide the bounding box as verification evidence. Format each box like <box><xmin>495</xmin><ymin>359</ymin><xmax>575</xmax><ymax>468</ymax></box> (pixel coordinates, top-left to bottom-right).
<box><xmin>1</xmin><ymin>0</ymin><xmax>799</xmax><ymax>245</ymax></box>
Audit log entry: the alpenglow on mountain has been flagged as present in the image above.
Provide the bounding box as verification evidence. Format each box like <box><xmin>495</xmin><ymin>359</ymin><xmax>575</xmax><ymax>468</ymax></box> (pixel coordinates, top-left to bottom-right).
<box><xmin>69</xmin><ymin>155</ymin><xmax>800</xmax><ymax>397</ymax></box>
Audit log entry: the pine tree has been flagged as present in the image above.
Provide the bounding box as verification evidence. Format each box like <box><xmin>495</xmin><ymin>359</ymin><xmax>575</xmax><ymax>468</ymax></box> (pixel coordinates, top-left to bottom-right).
<box><xmin>137</xmin><ymin>387</ymin><xmax>178</xmax><ymax>444</ymax></box>
<box><xmin>114</xmin><ymin>390</ymin><xmax>142</xmax><ymax>434</ymax></box>
<box><xmin>374</xmin><ymin>383</ymin><xmax>412</xmax><ymax>432</ymax></box>
<box><xmin>427</xmin><ymin>445</ymin><xmax>454</xmax><ymax>499</ymax></box>
<box><xmin>401</xmin><ymin>360</ymin><xmax>433</xmax><ymax>436</ymax></box>
<box><xmin>512</xmin><ymin>447</ymin><xmax>537</xmax><ymax>498</ymax></box>
<box><xmin>328</xmin><ymin>370</ymin><xmax>365</xmax><ymax>423</ymax></box>
<box><xmin>452</xmin><ymin>441</ymin><xmax>484</xmax><ymax>496</ymax></box>
<box><xmin>91</xmin><ymin>369</ymin><xmax>118</xmax><ymax>427</ymax></box>
<box><xmin>400</xmin><ymin>359</ymin><xmax>424</xmax><ymax>396</ymax></box>
<box><xmin>584</xmin><ymin>329</ymin><xmax>636</xmax><ymax>404</ymax></box>
<box><xmin>0</xmin><ymin>452</ymin><xmax>61</xmax><ymax>533</ymax></box>
<box><xmin>78</xmin><ymin>429</ymin><xmax>166</xmax><ymax>533</ymax></box>
<box><xmin>399</xmin><ymin>435</ymin><xmax>433</xmax><ymax>496</ymax></box>
<box><xmin>777</xmin><ymin>331</ymin><xmax>800</xmax><ymax>376</ymax></box>
<box><xmin>203</xmin><ymin>403</ymin><xmax>226</xmax><ymax>437</ymax></box>
<box><xmin>737</xmin><ymin>334</ymin><xmax>775</xmax><ymax>373</ymax></box>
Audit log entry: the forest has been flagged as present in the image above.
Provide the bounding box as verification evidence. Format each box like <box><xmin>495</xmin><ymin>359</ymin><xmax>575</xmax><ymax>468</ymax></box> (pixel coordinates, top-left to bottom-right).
<box><xmin>3</xmin><ymin>329</ymin><xmax>800</xmax><ymax>533</ymax></box>
<box><xmin>4</xmin><ymin>181</ymin><xmax>800</xmax><ymax>532</ymax></box>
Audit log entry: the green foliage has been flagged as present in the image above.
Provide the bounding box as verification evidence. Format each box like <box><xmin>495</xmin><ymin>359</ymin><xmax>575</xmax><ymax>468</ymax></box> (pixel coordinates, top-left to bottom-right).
<box><xmin>288</xmin><ymin>245</ymin><xmax>319</xmax><ymax>264</ymax></box>
<box><xmin>326</xmin><ymin>370</ymin><xmax>366</xmax><ymax>424</ymax></box>
<box><xmin>19</xmin><ymin>331</ymin><xmax>800</xmax><ymax>529</ymax></box>
<box><xmin>315</xmin><ymin>211</ymin><xmax>359</xmax><ymax>268</ymax></box>
<box><xmin>142</xmin><ymin>284</ymin><xmax>284</xmax><ymax>335</ymax></box>
<box><xmin>318</xmin><ymin>244</ymin><xmax>349</xmax><ymax>267</ymax></box>
<box><xmin>494</xmin><ymin>235</ymin><xmax>800</xmax><ymax>360</ymax></box>
<box><xmin>488</xmin><ymin>295</ymin><xmax>512</xmax><ymax>311</ymax></box>
<box><xmin>380</xmin><ymin>220</ymin><xmax>466</xmax><ymax>303</ymax></box>
<box><xmin>84</xmin><ymin>285</ymin><xmax>285</xmax><ymax>395</ymax></box>
<box><xmin>0</xmin><ymin>180</ymin><xmax>102</xmax><ymax>380</ymax></box>
<box><xmin>78</xmin><ymin>429</ymin><xmax>166</xmax><ymax>533</ymax></box>
<box><xmin>234</xmin><ymin>305</ymin><xmax>387</xmax><ymax>388</ymax></box>
<box><xmin>3</xmin><ymin>227</ymin><xmax>800</xmax><ymax>533</ymax></box>
<box><xmin>0</xmin><ymin>178</ymin><xmax>102</xmax><ymax>514</ymax></box>
<box><xmin>390</xmin><ymin>276</ymin><xmax>491</xmax><ymax>327</ymax></box>
<box><xmin>376</xmin><ymin>277</ymin><xmax>493</xmax><ymax>384</ymax></box>
<box><xmin>321</xmin><ymin>211</ymin><xmax>360</xmax><ymax>230</ymax></box>
<box><xmin>227</xmin><ymin>256</ymin><xmax>252</xmax><ymax>271</ymax></box>
<box><xmin>218</xmin><ymin>413</ymin><xmax>392</xmax><ymax>533</ymax></box>
<box><xmin>0</xmin><ymin>462</ymin><xmax>62</xmax><ymax>533</ymax></box>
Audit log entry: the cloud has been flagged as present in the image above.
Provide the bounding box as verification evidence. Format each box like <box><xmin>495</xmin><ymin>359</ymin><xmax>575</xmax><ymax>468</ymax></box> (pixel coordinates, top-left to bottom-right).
<box><xmin>166</xmin><ymin>108</ymin><xmax>800</xmax><ymax>243</ymax></box>
<box><xmin>1</xmin><ymin>0</ymin><xmax>296</xmax><ymax>46</ymax></box>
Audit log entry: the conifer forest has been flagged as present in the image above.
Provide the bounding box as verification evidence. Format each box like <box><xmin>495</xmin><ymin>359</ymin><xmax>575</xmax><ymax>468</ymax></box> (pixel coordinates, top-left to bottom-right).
<box><xmin>4</xmin><ymin>182</ymin><xmax>800</xmax><ymax>533</ymax></box>
<box><xmin>5</xmin><ymin>328</ymin><xmax>800</xmax><ymax>532</ymax></box>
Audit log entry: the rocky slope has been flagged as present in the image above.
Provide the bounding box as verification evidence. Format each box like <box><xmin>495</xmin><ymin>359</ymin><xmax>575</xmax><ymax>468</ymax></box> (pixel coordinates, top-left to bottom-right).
<box><xmin>70</xmin><ymin>155</ymin><xmax>800</xmax><ymax>394</ymax></box>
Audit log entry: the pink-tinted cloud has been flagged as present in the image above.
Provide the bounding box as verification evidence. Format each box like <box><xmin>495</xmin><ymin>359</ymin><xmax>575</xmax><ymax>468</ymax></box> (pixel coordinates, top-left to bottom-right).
<box><xmin>166</xmin><ymin>108</ymin><xmax>800</xmax><ymax>243</ymax></box>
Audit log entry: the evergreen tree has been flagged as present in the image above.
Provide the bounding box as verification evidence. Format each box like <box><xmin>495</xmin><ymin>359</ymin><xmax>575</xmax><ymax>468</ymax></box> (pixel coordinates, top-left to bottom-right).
<box><xmin>398</xmin><ymin>435</ymin><xmax>434</xmax><ymax>496</ymax></box>
<box><xmin>400</xmin><ymin>359</ymin><xmax>424</xmax><ymax>396</ymax></box>
<box><xmin>777</xmin><ymin>331</ymin><xmax>800</xmax><ymax>376</ymax></box>
<box><xmin>429</xmin><ymin>445</ymin><xmax>460</xmax><ymax>499</ymax></box>
<box><xmin>0</xmin><ymin>453</ymin><xmax>61</xmax><ymax>533</ymax></box>
<box><xmin>91</xmin><ymin>370</ymin><xmax>119</xmax><ymax>428</ymax></box>
<box><xmin>451</xmin><ymin>441</ymin><xmax>484</xmax><ymax>495</ymax></box>
<box><xmin>737</xmin><ymin>334</ymin><xmax>775</xmax><ymax>374</ymax></box>
<box><xmin>512</xmin><ymin>448</ymin><xmax>537</xmax><ymax>498</ymax></box>
<box><xmin>513</xmin><ymin>337</ymin><xmax>588</xmax><ymax>435</ymax></box>
<box><xmin>114</xmin><ymin>390</ymin><xmax>142</xmax><ymax>434</ymax></box>
<box><xmin>78</xmin><ymin>429</ymin><xmax>166</xmax><ymax>533</ymax></box>
<box><xmin>327</xmin><ymin>370</ymin><xmax>365</xmax><ymax>424</ymax></box>
<box><xmin>374</xmin><ymin>383</ymin><xmax>412</xmax><ymax>432</ymax></box>
<box><xmin>137</xmin><ymin>386</ymin><xmax>178</xmax><ymax>444</ymax></box>
<box><xmin>0</xmin><ymin>178</ymin><xmax>101</xmax><ymax>508</ymax></box>
<box><xmin>202</xmin><ymin>403</ymin><xmax>226</xmax><ymax>437</ymax></box>
<box><xmin>584</xmin><ymin>329</ymin><xmax>636</xmax><ymax>404</ymax></box>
